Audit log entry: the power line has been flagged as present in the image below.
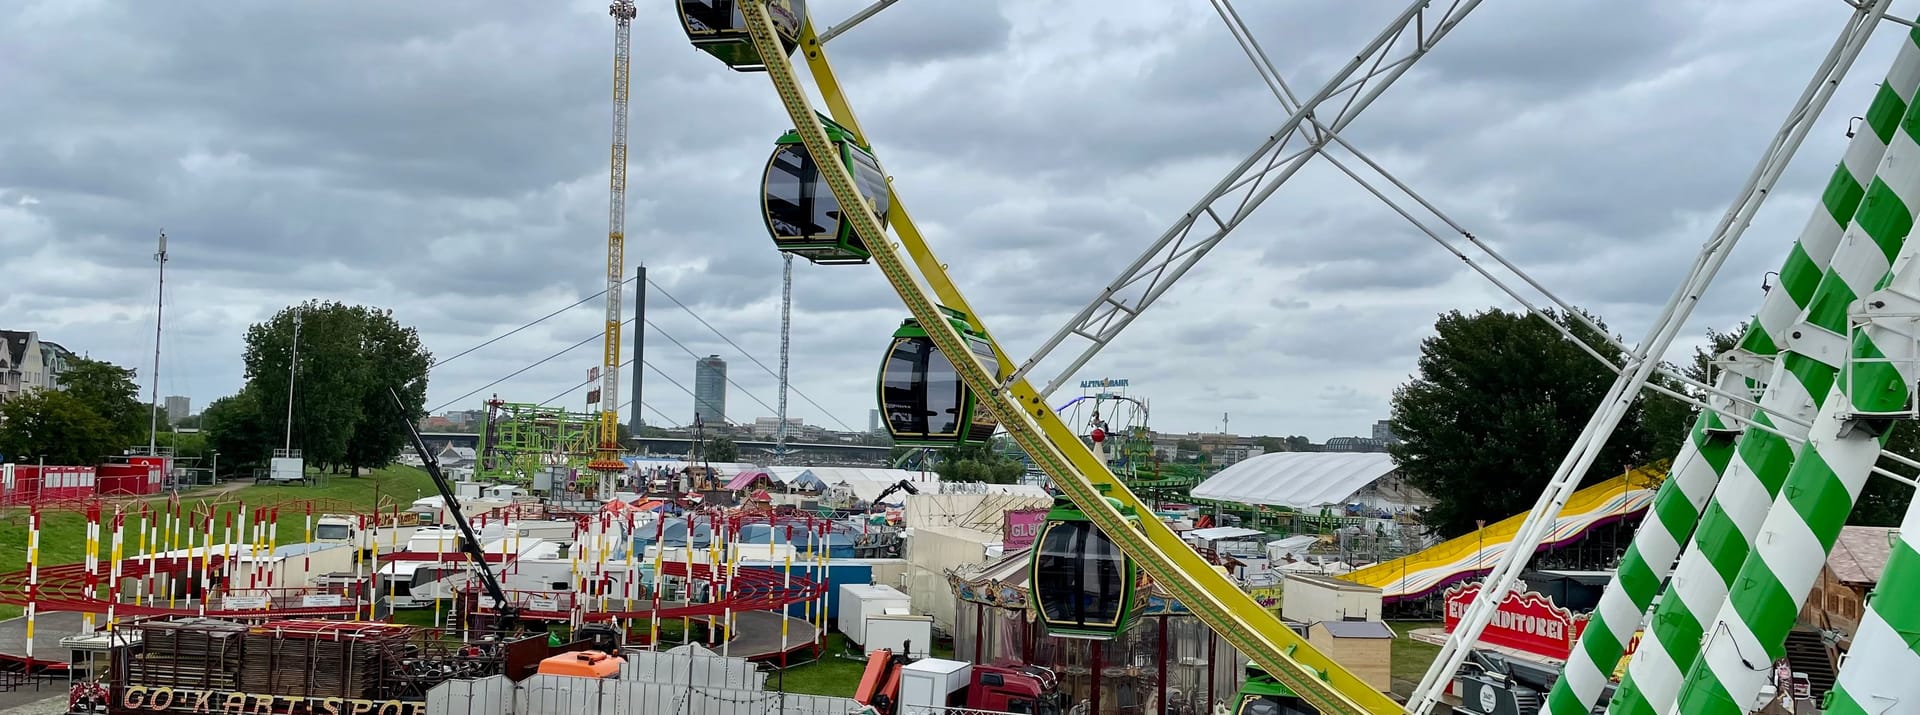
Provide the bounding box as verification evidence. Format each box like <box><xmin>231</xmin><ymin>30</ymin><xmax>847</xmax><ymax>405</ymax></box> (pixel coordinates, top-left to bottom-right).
<box><xmin>428</xmin><ymin>316</ymin><xmax>634</xmax><ymax>413</ymax></box>
<box><xmin>426</xmin><ymin>276</ymin><xmax>635</xmax><ymax>373</ymax></box>
<box><xmin>645</xmin><ymin>277</ymin><xmax>857</xmax><ymax>432</ymax></box>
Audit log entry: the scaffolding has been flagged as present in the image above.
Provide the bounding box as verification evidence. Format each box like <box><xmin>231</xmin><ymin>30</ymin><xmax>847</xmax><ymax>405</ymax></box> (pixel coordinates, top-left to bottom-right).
<box><xmin>477</xmin><ymin>400</ymin><xmax>602</xmax><ymax>485</ymax></box>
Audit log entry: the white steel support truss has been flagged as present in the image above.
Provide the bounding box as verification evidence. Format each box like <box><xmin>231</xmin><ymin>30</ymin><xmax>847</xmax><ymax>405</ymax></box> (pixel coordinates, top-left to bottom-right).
<box><xmin>1409</xmin><ymin>3</ymin><xmax>1893</xmax><ymax>713</ymax></box>
<box><xmin>958</xmin><ymin>0</ymin><xmax>1903</xmax><ymax>711</ymax></box>
<box><xmin>1005</xmin><ymin>0</ymin><xmax>1487</xmax><ymax>397</ymax></box>
<box><xmin>812</xmin><ymin>2</ymin><xmax>1916</xmax><ymax>711</ymax></box>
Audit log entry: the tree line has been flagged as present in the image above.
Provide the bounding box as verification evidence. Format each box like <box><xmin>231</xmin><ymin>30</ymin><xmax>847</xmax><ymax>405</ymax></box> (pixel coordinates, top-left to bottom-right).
<box><xmin>1389</xmin><ymin>308</ymin><xmax>1913</xmax><ymax>538</ymax></box>
<box><xmin>0</xmin><ymin>358</ymin><xmax>165</xmax><ymax>464</ymax></box>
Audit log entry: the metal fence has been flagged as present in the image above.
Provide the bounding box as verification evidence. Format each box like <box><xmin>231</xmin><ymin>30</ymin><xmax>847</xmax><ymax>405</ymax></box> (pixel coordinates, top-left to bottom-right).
<box><xmin>424</xmin><ymin>650</ymin><xmax>1035</xmax><ymax>715</ymax></box>
<box><xmin>621</xmin><ymin>648</ymin><xmax>766</xmax><ymax>691</ymax></box>
<box><xmin>430</xmin><ymin>678</ymin><xmax>1039</xmax><ymax>715</ymax></box>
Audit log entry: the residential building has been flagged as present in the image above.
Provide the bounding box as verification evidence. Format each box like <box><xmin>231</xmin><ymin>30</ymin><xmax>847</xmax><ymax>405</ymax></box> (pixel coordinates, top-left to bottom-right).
<box><xmin>39</xmin><ymin>341</ymin><xmax>77</xmax><ymax>389</ymax></box>
<box><xmin>693</xmin><ymin>355</ymin><xmax>727</xmax><ymax>426</ymax></box>
<box><xmin>751</xmin><ymin>416</ymin><xmax>806</xmax><ymax>439</ymax></box>
<box><xmin>0</xmin><ymin>330</ymin><xmax>45</xmax><ymax>404</ymax></box>
<box><xmin>1371</xmin><ymin>419</ymin><xmax>1400</xmax><ymax>445</ymax></box>
<box><xmin>1218</xmin><ymin>443</ymin><xmax>1266</xmax><ymax>466</ymax></box>
<box><xmin>165</xmin><ymin>395</ymin><xmax>191</xmax><ymax>424</ymax></box>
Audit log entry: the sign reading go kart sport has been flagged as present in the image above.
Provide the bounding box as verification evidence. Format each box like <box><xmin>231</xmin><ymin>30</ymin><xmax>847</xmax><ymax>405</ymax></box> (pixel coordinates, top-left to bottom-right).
<box><xmin>1442</xmin><ymin>582</ymin><xmax>1589</xmax><ymax>660</ymax></box>
<box><xmin>118</xmin><ymin>686</ymin><xmax>427</xmax><ymax>715</ymax></box>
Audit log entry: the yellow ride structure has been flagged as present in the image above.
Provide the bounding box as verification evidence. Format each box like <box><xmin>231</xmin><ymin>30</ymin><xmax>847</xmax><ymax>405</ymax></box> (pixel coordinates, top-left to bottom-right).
<box><xmin>723</xmin><ymin>4</ymin><xmax>1401</xmax><ymax>713</ymax></box>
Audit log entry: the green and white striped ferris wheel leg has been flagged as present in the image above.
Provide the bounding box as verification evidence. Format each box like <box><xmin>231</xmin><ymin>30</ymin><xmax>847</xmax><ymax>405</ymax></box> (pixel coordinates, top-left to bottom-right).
<box><xmin>1601</xmin><ymin>29</ymin><xmax>1920</xmax><ymax>715</ymax></box>
<box><xmin>1548</xmin><ymin>32</ymin><xmax>1920</xmax><ymax>714</ymax></box>
<box><xmin>1824</xmin><ymin>497</ymin><xmax>1920</xmax><ymax>711</ymax></box>
<box><xmin>1670</xmin><ymin>131</ymin><xmax>1920</xmax><ymax>712</ymax></box>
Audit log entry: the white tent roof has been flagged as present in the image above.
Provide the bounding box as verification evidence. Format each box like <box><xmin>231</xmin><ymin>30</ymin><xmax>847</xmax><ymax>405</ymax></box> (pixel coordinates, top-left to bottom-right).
<box><xmin>1187</xmin><ymin>526</ymin><xmax>1265</xmax><ymax>541</ymax></box>
<box><xmin>937</xmin><ymin>482</ymin><xmax>1049</xmax><ymax>498</ymax></box>
<box><xmin>813</xmin><ymin>467</ymin><xmax>939</xmax><ymax>503</ymax></box>
<box><xmin>1192</xmin><ymin>452</ymin><xmax>1397</xmax><ymax>509</ymax></box>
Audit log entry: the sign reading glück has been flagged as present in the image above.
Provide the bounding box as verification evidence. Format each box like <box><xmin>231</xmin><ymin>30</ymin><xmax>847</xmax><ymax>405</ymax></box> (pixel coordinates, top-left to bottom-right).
<box><xmin>1441</xmin><ymin>582</ymin><xmax>1588</xmax><ymax>661</ymax></box>
<box><xmin>1003</xmin><ymin>508</ymin><xmax>1048</xmax><ymax>551</ymax></box>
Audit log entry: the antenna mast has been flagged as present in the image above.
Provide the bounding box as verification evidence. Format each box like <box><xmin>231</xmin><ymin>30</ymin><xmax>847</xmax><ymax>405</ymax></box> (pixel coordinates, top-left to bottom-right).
<box><xmin>147</xmin><ymin>231</ymin><xmax>168</xmax><ymax>456</ymax></box>
<box><xmin>589</xmin><ymin>0</ymin><xmax>638</xmax><ymax>475</ymax></box>
<box><xmin>285</xmin><ymin>308</ymin><xmax>301</xmax><ymax>451</ymax></box>
<box><xmin>775</xmin><ymin>254</ymin><xmax>793</xmax><ymax>464</ymax></box>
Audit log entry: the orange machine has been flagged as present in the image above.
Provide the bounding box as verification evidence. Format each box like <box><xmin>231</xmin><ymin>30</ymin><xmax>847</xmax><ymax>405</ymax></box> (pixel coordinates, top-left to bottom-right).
<box><xmin>536</xmin><ymin>650</ymin><xmax>625</xmax><ymax>679</ymax></box>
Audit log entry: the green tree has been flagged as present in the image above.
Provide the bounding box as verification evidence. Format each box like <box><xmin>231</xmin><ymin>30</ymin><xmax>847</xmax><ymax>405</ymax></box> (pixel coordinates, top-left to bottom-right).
<box><xmin>1683</xmin><ymin>322</ymin><xmax>1748</xmax><ymax>390</ymax></box>
<box><xmin>202</xmin><ymin>388</ymin><xmax>274</xmax><ymax>474</ymax></box>
<box><xmin>933</xmin><ymin>442</ymin><xmax>1025</xmax><ymax>484</ymax></box>
<box><xmin>0</xmin><ymin>389</ymin><xmax>118</xmax><ymax>464</ymax></box>
<box><xmin>153</xmin><ymin>431</ymin><xmax>207</xmax><ymax>460</ymax></box>
<box><xmin>58</xmin><ymin>357</ymin><xmax>150</xmax><ymax>448</ymax></box>
<box><xmin>1284</xmin><ymin>435</ymin><xmax>1316</xmax><ymax>452</ymax></box>
<box><xmin>1855</xmin><ymin>431</ymin><xmax>1919</xmax><ymax>526</ymax></box>
<box><xmin>242</xmin><ymin>301</ymin><xmax>431</xmax><ymax>475</ymax></box>
<box><xmin>705</xmin><ymin>435</ymin><xmax>739</xmax><ymax>462</ymax></box>
<box><xmin>1390</xmin><ymin>308</ymin><xmax>1686</xmax><ymax>538</ymax></box>
<box><xmin>344</xmin><ymin>308</ymin><xmax>431</xmax><ymax>476</ymax></box>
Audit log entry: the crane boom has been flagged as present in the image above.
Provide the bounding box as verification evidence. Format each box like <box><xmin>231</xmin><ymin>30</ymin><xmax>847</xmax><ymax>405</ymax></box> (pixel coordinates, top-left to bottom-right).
<box><xmin>590</xmin><ymin>0</ymin><xmax>638</xmax><ymax>475</ymax></box>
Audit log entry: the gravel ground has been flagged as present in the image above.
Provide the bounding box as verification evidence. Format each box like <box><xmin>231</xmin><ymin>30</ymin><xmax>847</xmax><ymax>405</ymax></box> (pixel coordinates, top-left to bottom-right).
<box><xmin>0</xmin><ymin>690</ymin><xmax>69</xmax><ymax>715</ymax></box>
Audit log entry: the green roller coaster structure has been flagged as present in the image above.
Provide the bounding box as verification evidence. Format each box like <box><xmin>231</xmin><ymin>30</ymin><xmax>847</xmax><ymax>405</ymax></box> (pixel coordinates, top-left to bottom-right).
<box><xmin>477</xmin><ymin>400</ymin><xmax>605</xmax><ymax>486</ymax></box>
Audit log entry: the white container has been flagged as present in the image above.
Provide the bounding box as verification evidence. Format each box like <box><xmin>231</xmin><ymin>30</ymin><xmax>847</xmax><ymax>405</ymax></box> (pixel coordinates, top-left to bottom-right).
<box><xmin>838</xmin><ymin>583</ymin><xmax>912</xmax><ymax>646</ymax></box>
<box><xmin>900</xmin><ymin>658</ymin><xmax>972</xmax><ymax>711</ymax></box>
<box><xmin>865</xmin><ymin>614</ymin><xmax>934</xmax><ymax>658</ymax></box>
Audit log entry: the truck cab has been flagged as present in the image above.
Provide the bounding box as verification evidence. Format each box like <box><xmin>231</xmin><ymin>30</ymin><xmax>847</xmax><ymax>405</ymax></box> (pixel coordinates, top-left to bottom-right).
<box><xmin>965</xmin><ymin>664</ymin><xmax>1063</xmax><ymax>715</ymax></box>
<box><xmin>857</xmin><ymin>650</ymin><xmax>1064</xmax><ymax>715</ymax></box>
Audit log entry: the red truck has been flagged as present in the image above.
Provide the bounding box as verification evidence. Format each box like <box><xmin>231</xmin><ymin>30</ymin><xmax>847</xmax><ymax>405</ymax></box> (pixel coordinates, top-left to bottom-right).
<box><xmin>855</xmin><ymin>648</ymin><xmax>1066</xmax><ymax>715</ymax></box>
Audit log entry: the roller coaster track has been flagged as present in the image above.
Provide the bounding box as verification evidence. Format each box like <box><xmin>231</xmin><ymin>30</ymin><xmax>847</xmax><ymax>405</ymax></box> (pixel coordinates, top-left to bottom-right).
<box><xmin>733</xmin><ymin>4</ymin><xmax>1399</xmax><ymax>713</ymax></box>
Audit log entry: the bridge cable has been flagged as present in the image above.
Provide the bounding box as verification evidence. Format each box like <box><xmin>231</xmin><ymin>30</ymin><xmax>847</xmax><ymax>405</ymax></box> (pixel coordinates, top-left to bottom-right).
<box><xmin>535</xmin><ymin>350</ymin><xmax>749</xmax><ymax>427</ymax></box>
<box><xmin>426</xmin><ymin>275</ymin><xmax>636</xmax><ymax>373</ymax></box>
<box><xmin>645</xmin><ymin>277</ymin><xmax>856</xmax><ymax>432</ymax></box>
<box><xmin>427</xmin><ymin>316</ymin><xmax>633</xmax><ymax>413</ymax></box>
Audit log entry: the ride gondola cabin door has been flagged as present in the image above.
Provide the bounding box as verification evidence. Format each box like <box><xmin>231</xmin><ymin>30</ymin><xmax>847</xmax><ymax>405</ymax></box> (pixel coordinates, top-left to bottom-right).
<box><xmin>762</xmin><ymin>113</ymin><xmax>891</xmax><ymax>265</ymax></box>
<box><xmin>1027</xmin><ymin>496</ymin><xmax>1142</xmax><ymax>640</ymax></box>
<box><xmin>677</xmin><ymin>0</ymin><xmax>807</xmax><ymax>72</ymax></box>
<box><xmin>876</xmin><ymin>308</ymin><xmax>1001</xmax><ymax>448</ymax></box>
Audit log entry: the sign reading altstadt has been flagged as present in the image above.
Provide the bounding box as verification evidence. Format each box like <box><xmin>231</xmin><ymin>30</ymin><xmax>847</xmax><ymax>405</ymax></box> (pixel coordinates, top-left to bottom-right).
<box><xmin>1442</xmin><ymin>582</ymin><xmax>1588</xmax><ymax>661</ymax></box>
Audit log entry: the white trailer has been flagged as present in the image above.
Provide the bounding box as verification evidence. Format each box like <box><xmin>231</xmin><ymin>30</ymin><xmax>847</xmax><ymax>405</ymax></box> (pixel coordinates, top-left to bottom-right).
<box><xmin>838</xmin><ymin>583</ymin><xmax>912</xmax><ymax>647</ymax></box>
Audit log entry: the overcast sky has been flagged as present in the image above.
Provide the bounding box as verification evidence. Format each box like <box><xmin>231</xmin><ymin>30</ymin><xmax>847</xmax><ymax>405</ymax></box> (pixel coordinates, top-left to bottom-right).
<box><xmin>3</xmin><ymin>0</ymin><xmax>1913</xmax><ymax>440</ymax></box>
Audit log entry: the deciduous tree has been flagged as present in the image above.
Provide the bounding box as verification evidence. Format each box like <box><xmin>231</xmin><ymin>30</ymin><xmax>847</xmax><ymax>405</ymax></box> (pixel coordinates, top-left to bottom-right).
<box><xmin>241</xmin><ymin>301</ymin><xmax>431</xmax><ymax>475</ymax></box>
<box><xmin>934</xmin><ymin>442</ymin><xmax>1025</xmax><ymax>484</ymax></box>
<box><xmin>0</xmin><ymin>389</ymin><xmax>117</xmax><ymax>465</ymax></box>
<box><xmin>704</xmin><ymin>435</ymin><xmax>739</xmax><ymax>463</ymax></box>
<box><xmin>202</xmin><ymin>387</ymin><xmax>274</xmax><ymax>474</ymax></box>
<box><xmin>1390</xmin><ymin>308</ymin><xmax>1686</xmax><ymax>538</ymax></box>
<box><xmin>58</xmin><ymin>357</ymin><xmax>150</xmax><ymax>448</ymax></box>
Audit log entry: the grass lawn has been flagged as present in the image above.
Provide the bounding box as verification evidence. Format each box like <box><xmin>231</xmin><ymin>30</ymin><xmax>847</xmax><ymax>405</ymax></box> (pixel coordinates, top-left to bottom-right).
<box><xmin>1388</xmin><ymin>620</ymin><xmax>1443</xmax><ymax>698</ymax></box>
<box><xmin>0</xmin><ymin>465</ymin><xmax>435</xmax><ymax>619</ymax></box>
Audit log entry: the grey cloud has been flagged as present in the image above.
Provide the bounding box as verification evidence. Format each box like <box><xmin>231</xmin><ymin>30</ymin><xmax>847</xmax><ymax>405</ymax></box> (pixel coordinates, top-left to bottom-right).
<box><xmin>0</xmin><ymin>0</ymin><xmax>1883</xmax><ymax>440</ymax></box>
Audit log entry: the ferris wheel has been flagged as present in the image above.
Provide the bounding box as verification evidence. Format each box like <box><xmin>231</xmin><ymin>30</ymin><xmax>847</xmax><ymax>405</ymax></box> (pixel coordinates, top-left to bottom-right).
<box><xmin>662</xmin><ymin>2</ymin><xmax>1920</xmax><ymax>714</ymax></box>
